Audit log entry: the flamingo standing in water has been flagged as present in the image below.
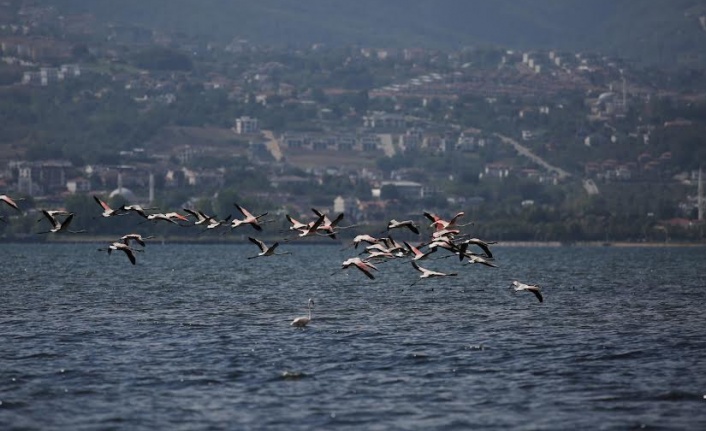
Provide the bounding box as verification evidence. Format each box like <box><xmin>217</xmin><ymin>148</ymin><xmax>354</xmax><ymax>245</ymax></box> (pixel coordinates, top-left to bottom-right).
<box><xmin>291</xmin><ymin>298</ymin><xmax>315</xmax><ymax>327</ymax></box>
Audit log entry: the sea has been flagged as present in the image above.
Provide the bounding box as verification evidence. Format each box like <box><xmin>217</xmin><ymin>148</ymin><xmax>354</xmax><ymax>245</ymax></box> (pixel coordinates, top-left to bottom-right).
<box><xmin>1</xmin><ymin>243</ymin><xmax>705</xmax><ymax>430</ymax></box>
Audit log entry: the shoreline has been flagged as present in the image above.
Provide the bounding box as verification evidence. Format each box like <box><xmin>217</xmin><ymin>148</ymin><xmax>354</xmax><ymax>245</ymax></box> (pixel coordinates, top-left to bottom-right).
<box><xmin>2</xmin><ymin>236</ymin><xmax>705</xmax><ymax>248</ymax></box>
<box><xmin>495</xmin><ymin>241</ymin><xmax>706</xmax><ymax>247</ymax></box>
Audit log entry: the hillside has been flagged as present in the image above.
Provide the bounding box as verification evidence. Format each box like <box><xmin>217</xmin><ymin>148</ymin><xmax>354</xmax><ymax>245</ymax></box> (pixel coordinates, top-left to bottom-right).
<box><xmin>49</xmin><ymin>0</ymin><xmax>706</xmax><ymax>67</ymax></box>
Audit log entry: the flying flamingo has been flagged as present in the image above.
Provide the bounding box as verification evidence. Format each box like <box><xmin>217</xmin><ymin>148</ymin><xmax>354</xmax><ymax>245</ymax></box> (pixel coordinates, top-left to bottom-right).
<box><xmin>426</xmin><ymin>236</ymin><xmax>461</xmax><ymax>254</ymax></box>
<box><xmin>310</xmin><ymin>207</ymin><xmax>334</xmax><ymax>225</ymax></box>
<box><xmin>381</xmin><ymin>236</ymin><xmax>406</xmax><ymax>255</ymax></box>
<box><xmin>120</xmin><ymin>233</ymin><xmax>155</xmax><ymax>247</ymax></box>
<box><xmin>403</xmin><ymin>241</ymin><xmax>437</xmax><ymax>261</ymax></box>
<box><xmin>1</xmin><ymin>194</ymin><xmax>21</xmax><ymax>212</ymax></box>
<box><xmin>201</xmin><ymin>214</ymin><xmax>231</xmax><ymax>232</ymax></box>
<box><xmin>387</xmin><ymin>219</ymin><xmax>420</xmax><ymax>235</ymax></box>
<box><xmin>365</xmin><ymin>250</ymin><xmax>396</xmax><ymax>260</ymax></box>
<box><xmin>291</xmin><ymin>298</ymin><xmax>315</xmax><ymax>327</ymax></box>
<box><xmin>230</xmin><ymin>203</ymin><xmax>268</xmax><ymax>231</ymax></box>
<box><xmin>432</xmin><ymin>228</ymin><xmax>461</xmax><ymax>240</ymax></box>
<box><xmin>35</xmin><ymin>209</ymin><xmax>70</xmax><ymax>223</ymax></box>
<box><xmin>121</xmin><ymin>204</ymin><xmax>156</xmax><ymax>219</ymax></box>
<box><xmin>145</xmin><ymin>212</ymin><xmax>189</xmax><ymax>225</ymax></box>
<box><xmin>351</xmin><ymin>234</ymin><xmax>381</xmax><ymax>249</ymax></box>
<box><xmin>512</xmin><ymin>280</ymin><xmax>543</xmax><ymax>303</ymax></box>
<box><xmin>338</xmin><ymin>257</ymin><xmax>379</xmax><ymax>279</ymax></box>
<box><xmin>465</xmin><ymin>254</ymin><xmax>498</xmax><ymax>268</ymax></box>
<box><xmin>459</xmin><ymin>238</ymin><xmax>496</xmax><ymax>259</ymax></box>
<box><xmin>362</xmin><ymin>242</ymin><xmax>395</xmax><ymax>254</ymax></box>
<box><xmin>428</xmin><ymin>211</ymin><xmax>472</xmax><ymax>231</ymax></box>
<box><xmin>285</xmin><ymin>214</ymin><xmax>309</xmax><ymax>231</ymax></box>
<box><xmin>164</xmin><ymin>211</ymin><xmax>189</xmax><ymax>221</ymax></box>
<box><xmin>410</xmin><ymin>261</ymin><xmax>457</xmax><ymax>286</ymax></box>
<box><xmin>311</xmin><ymin>208</ymin><xmax>359</xmax><ymax>239</ymax></box>
<box><xmin>97</xmin><ymin>241</ymin><xmax>141</xmax><ymax>265</ymax></box>
<box><xmin>38</xmin><ymin>211</ymin><xmax>85</xmax><ymax>234</ymax></box>
<box><xmin>316</xmin><ymin>212</ymin><xmax>345</xmax><ymax>239</ymax></box>
<box><xmin>423</xmin><ymin>211</ymin><xmax>442</xmax><ymax>225</ymax></box>
<box><xmin>93</xmin><ymin>196</ymin><xmax>124</xmax><ymax>217</ymax></box>
<box><xmin>247</xmin><ymin>237</ymin><xmax>291</xmax><ymax>259</ymax></box>
<box><xmin>183</xmin><ymin>208</ymin><xmax>212</xmax><ymax>225</ymax></box>
<box><xmin>286</xmin><ymin>214</ymin><xmax>326</xmax><ymax>240</ymax></box>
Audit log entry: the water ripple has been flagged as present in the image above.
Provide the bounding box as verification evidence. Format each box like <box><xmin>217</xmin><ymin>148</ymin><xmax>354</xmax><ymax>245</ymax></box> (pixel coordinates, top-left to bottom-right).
<box><xmin>1</xmin><ymin>244</ymin><xmax>705</xmax><ymax>430</ymax></box>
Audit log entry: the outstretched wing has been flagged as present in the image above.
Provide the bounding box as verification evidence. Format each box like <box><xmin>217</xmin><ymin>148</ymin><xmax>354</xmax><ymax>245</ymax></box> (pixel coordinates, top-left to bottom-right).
<box><xmin>93</xmin><ymin>196</ymin><xmax>110</xmax><ymax>211</ymax></box>
<box><xmin>248</xmin><ymin>236</ymin><xmax>267</xmax><ymax>252</ymax></box>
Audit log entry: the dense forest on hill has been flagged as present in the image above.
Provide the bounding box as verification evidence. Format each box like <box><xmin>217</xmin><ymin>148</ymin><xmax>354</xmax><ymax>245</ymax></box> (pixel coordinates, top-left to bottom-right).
<box><xmin>44</xmin><ymin>0</ymin><xmax>706</xmax><ymax>68</ymax></box>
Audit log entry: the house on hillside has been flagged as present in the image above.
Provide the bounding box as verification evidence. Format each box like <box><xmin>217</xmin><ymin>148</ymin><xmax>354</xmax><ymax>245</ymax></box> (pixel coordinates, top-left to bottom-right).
<box><xmin>66</xmin><ymin>177</ymin><xmax>91</xmax><ymax>194</ymax></box>
<box><xmin>234</xmin><ymin>116</ymin><xmax>259</xmax><ymax>134</ymax></box>
<box><xmin>480</xmin><ymin>163</ymin><xmax>511</xmax><ymax>180</ymax></box>
<box><xmin>12</xmin><ymin>160</ymin><xmax>72</xmax><ymax>196</ymax></box>
<box><xmin>363</xmin><ymin>112</ymin><xmax>406</xmax><ymax>130</ymax></box>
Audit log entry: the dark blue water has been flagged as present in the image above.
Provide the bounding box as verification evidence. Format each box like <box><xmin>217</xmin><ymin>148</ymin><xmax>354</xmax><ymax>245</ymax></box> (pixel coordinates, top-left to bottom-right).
<box><xmin>1</xmin><ymin>243</ymin><xmax>705</xmax><ymax>430</ymax></box>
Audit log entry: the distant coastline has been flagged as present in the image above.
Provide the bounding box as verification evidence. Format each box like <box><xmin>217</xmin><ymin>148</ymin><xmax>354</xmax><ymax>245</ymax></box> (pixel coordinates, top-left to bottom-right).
<box><xmin>2</xmin><ymin>236</ymin><xmax>705</xmax><ymax>248</ymax></box>
<box><xmin>495</xmin><ymin>241</ymin><xmax>706</xmax><ymax>248</ymax></box>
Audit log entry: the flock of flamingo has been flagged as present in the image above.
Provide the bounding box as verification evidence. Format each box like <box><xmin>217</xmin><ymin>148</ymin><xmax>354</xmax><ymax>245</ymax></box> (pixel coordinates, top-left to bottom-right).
<box><xmin>1</xmin><ymin>193</ymin><xmax>544</xmax><ymax>327</ymax></box>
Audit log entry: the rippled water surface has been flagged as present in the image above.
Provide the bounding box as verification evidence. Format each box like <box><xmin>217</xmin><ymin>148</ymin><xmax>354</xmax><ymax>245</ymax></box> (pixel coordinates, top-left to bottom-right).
<box><xmin>1</xmin><ymin>243</ymin><xmax>705</xmax><ymax>430</ymax></box>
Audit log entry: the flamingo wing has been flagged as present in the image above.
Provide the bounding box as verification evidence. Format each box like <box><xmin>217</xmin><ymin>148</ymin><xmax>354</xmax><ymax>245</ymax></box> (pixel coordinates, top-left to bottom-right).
<box><xmin>354</xmin><ymin>261</ymin><xmax>375</xmax><ymax>279</ymax></box>
<box><xmin>93</xmin><ymin>196</ymin><xmax>110</xmax><ymax>211</ymax></box>
<box><xmin>1</xmin><ymin>195</ymin><xmax>20</xmax><ymax>211</ymax></box>
<box><xmin>122</xmin><ymin>248</ymin><xmax>137</xmax><ymax>265</ymax></box>
<box><xmin>234</xmin><ymin>203</ymin><xmax>254</xmax><ymax>219</ymax></box>
<box><xmin>248</xmin><ymin>236</ymin><xmax>267</xmax><ymax>252</ymax></box>
<box><xmin>59</xmin><ymin>213</ymin><xmax>75</xmax><ymax>231</ymax></box>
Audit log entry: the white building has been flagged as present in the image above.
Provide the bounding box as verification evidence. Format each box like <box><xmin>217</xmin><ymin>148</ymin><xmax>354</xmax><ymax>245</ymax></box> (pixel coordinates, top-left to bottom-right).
<box><xmin>235</xmin><ymin>116</ymin><xmax>259</xmax><ymax>134</ymax></box>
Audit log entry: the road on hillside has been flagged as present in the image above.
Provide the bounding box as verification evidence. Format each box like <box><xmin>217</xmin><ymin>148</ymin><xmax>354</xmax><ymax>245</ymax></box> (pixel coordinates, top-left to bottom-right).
<box><xmin>378</xmin><ymin>133</ymin><xmax>396</xmax><ymax>157</ymax></box>
<box><xmin>494</xmin><ymin>133</ymin><xmax>571</xmax><ymax>180</ymax></box>
<box><xmin>262</xmin><ymin>130</ymin><xmax>283</xmax><ymax>161</ymax></box>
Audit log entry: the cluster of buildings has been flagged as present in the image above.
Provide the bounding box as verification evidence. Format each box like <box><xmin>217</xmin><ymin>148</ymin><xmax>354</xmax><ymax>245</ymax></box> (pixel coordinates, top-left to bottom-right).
<box><xmin>0</xmin><ymin>2</ymin><xmax>700</xmax><ymax>231</ymax></box>
<box><xmin>584</xmin><ymin>152</ymin><xmax>674</xmax><ymax>182</ymax></box>
<box><xmin>21</xmin><ymin>63</ymin><xmax>80</xmax><ymax>86</ymax></box>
